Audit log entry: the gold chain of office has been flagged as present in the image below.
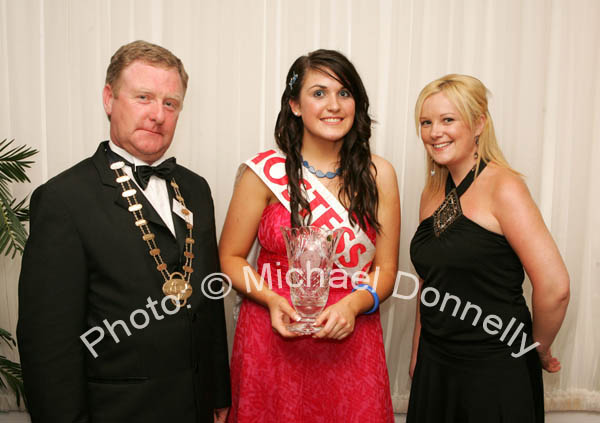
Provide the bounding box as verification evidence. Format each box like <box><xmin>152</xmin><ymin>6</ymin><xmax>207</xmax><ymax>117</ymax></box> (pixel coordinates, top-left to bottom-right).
<box><xmin>110</xmin><ymin>160</ymin><xmax>195</xmax><ymax>307</ymax></box>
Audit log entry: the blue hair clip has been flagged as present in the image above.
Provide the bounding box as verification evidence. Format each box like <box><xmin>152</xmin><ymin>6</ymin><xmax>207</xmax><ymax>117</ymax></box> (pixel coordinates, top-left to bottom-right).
<box><xmin>288</xmin><ymin>72</ymin><xmax>298</xmax><ymax>90</ymax></box>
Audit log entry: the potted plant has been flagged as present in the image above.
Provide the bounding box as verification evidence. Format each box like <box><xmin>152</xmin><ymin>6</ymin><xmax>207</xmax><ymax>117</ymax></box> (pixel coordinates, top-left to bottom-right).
<box><xmin>0</xmin><ymin>138</ymin><xmax>38</xmax><ymax>408</ymax></box>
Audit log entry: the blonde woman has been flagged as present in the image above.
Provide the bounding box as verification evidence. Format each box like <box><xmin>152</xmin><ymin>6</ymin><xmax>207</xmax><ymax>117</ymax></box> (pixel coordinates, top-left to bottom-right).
<box><xmin>408</xmin><ymin>74</ymin><xmax>569</xmax><ymax>422</ymax></box>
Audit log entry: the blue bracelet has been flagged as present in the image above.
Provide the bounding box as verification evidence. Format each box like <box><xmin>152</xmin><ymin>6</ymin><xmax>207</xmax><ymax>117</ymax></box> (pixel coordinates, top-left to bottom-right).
<box><xmin>352</xmin><ymin>284</ymin><xmax>380</xmax><ymax>315</ymax></box>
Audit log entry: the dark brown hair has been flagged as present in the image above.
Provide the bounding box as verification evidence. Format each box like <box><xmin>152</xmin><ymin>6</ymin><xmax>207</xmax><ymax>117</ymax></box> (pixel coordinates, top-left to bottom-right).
<box><xmin>275</xmin><ymin>49</ymin><xmax>380</xmax><ymax>232</ymax></box>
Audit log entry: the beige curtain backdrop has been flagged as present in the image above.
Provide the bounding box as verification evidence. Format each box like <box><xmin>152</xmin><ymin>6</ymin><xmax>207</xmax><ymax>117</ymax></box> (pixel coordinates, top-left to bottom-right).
<box><xmin>0</xmin><ymin>0</ymin><xmax>598</xmax><ymax>414</ymax></box>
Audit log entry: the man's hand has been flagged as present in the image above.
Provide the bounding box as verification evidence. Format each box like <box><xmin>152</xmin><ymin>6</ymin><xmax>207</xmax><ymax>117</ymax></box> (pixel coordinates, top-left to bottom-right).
<box><xmin>214</xmin><ymin>407</ymin><xmax>229</xmax><ymax>422</ymax></box>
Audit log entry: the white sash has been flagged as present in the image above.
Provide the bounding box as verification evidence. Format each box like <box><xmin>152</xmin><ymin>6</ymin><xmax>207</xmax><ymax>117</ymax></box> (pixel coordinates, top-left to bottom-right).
<box><xmin>244</xmin><ymin>149</ymin><xmax>376</xmax><ymax>277</ymax></box>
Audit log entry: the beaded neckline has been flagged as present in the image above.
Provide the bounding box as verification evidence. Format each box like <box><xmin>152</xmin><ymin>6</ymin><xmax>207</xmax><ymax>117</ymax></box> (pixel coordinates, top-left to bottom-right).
<box><xmin>432</xmin><ymin>161</ymin><xmax>487</xmax><ymax>237</ymax></box>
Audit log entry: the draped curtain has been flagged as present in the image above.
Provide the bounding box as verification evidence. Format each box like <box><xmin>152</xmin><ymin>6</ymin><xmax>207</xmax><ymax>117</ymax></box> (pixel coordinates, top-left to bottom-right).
<box><xmin>1</xmin><ymin>0</ymin><xmax>598</xmax><ymax>413</ymax></box>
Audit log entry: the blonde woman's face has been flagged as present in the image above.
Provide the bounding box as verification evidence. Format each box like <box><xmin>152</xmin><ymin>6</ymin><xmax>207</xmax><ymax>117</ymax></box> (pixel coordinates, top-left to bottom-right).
<box><xmin>419</xmin><ymin>92</ymin><xmax>481</xmax><ymax>176</ymax></box>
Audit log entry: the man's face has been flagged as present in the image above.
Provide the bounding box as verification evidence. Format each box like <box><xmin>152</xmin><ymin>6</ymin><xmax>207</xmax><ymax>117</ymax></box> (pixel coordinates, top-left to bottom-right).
<box><xmin>103</xmin><ymin>61</ymin><xmax>185</xmax><ymax>164</ymax></box>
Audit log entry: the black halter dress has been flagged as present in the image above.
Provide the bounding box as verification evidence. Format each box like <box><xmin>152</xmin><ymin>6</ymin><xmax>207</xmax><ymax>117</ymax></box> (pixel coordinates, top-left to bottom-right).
<box><xmin>407</xmin><ymin>163</ymin><xmax>544</xmax><ymax>423</ymax></box>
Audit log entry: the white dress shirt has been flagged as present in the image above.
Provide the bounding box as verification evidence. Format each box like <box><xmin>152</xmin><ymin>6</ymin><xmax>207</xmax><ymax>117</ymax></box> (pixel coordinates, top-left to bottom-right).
<box><xmin>109</xmin><ymin>141</ymin><xmax>176</xmax><ymax>236</ymax></box>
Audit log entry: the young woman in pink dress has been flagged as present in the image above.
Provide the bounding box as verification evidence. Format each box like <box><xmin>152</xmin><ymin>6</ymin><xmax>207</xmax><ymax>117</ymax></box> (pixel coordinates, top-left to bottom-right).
<box><xmin>219</xmin><ymin>49</ymin><xmax>400</xmax><ymax>423</ymax></box>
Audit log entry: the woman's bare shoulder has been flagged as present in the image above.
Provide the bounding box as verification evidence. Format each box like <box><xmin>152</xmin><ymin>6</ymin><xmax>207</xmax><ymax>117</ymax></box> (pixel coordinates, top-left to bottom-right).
<box><xmin>370</xmin><ymin>154</ymin><xmax>399</xmax><ymax>193</ymax></box>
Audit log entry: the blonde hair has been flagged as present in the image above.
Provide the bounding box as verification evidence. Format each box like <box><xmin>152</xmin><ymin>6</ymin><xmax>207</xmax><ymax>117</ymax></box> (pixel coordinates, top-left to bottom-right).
<box><xmin>105</xmin><ymin>40</ymin><xmax>188</xmax><ymax>97</ymax></box>
<box><xmin>414</xmin><ymin>74</ymin><xmax>516</xmax><ymax>193</ymax></box>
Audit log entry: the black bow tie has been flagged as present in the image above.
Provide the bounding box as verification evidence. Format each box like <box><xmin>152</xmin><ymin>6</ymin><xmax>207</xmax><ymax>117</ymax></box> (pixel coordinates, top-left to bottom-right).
<box><xmin>106</xmin><ymin>147</ymin><xmax>176</xmax><ymax>190</ymax></box>
<box><xmin>132</xmin><ymin>158</ymin><xmax>177</xmax><ymax>190</ymax></box>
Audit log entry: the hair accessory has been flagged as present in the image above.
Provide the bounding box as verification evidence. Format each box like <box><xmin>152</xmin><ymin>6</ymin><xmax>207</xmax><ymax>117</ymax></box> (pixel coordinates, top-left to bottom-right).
<box><xmin>352</xmin><ymin>284</ymin><xmax>379</xmax><ymax>314</ymax></box>
<box><xmin>289</xmin><ymin>71</ymin><xmax>299</xmax><ymax>90</ymax></box>
<box><xmin>302</xmin><ymin>157</ymin><xmax>341</xmax><ymax>179</ymax></box>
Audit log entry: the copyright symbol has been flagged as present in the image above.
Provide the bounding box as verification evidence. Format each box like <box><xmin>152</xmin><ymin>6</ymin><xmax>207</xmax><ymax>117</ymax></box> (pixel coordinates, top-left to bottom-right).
<box><xmin>201</xmin><ymin>272</ymin><xmax>232</xmax><ymax>300</ymax></box>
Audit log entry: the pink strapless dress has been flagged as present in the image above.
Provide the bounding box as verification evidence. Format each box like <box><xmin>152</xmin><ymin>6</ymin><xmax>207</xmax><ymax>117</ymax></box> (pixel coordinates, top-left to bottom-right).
<box><xmin>227</xmin><ymin>203</ymin><xmax>394</xmax><ymax>423</ymax></box>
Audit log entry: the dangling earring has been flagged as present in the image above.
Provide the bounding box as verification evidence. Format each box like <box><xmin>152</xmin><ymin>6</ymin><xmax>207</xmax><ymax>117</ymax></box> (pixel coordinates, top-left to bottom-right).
<box><xmin>474</xmin><ymin>135</ymin><xmax>479</xmax><ymax>160</ymax></box>
<box><xmin>430</xmin><ymin>168</ymin><xmax>436</xmax><ymax>176</ymax></box>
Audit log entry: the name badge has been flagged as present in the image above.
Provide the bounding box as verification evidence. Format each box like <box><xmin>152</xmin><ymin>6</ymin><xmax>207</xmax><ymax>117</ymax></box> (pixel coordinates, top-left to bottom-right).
<box><xmin>172</xmin><ymin>199</ymin><xmax>193</xmax><ymax>226</ymax></box>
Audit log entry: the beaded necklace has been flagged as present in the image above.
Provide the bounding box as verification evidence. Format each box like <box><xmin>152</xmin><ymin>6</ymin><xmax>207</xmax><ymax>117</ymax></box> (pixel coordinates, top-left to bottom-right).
<box><xmin>301</xmin><ymin>157</ymin><xmax>342</xmax><ymax>179</ymax></box>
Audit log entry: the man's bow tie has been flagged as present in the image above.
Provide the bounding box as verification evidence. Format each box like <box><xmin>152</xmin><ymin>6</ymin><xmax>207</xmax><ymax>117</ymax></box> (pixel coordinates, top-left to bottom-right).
<box><xmin>133</xmin><ymin>158</ymin><xmax>177</xmax><ymax>190</ymax></box>
<box><xmin>106</xmin><ymin>146</ymin><xmax>177</xmax><ymax>190</ymax></box>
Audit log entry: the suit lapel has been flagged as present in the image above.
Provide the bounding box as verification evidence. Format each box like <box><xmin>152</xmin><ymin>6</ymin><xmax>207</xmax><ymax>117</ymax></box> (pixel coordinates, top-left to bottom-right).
<box><xmin>128</xmin><ymin>188</ymin><xmax>169</xmax><ymax>231</ymax></box>
<box><xmin>168</xmin><ymin>170</ymin><xmax>188</xmax><ymax>256</ymax></box>
<box><xmin>93</xmin><ymin>141</ymin><xmax>171</xmax><ymax>232</ymax></box>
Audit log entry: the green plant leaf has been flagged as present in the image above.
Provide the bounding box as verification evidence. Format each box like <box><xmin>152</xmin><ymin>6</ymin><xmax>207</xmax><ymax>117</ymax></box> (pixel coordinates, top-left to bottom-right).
<box><xmin>0</xmin><ymin>355</ymin><xmax>25</xmax><ymax>408</ymax></box>
<box><xmin>0</xmin><ymin>194</ymin><xmax>29</xmax><ymax>258</ymax></box>
<box><xmin>0</xmin><ymin>139</ymin><xmax>37</xmax><ymax>258</ymax></box>
<box><xmin>0</xmin><ymin>139</ymin><xmax>38</xmax><ymax>183</ymax></box>
<box><xmin>0</xmin><ymin>138</ymin><xmax>35</xmax><ymax>408</ymax></box>
<box><xmin>0</xmin><ymin>328</ymin><xmax>17</xmax><ymax>348</ymax></box>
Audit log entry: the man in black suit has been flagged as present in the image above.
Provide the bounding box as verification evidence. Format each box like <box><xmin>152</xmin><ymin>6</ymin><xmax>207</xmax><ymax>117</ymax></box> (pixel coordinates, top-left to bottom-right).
<box><xmin>17</xmin><ymin>40</ymin><xmax>230</xmax><ymax>423</ymax></box>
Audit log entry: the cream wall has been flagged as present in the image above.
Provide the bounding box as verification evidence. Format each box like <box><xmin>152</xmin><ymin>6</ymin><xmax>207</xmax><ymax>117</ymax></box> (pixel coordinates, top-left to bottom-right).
<box><xmin>0</xmin><ymin>0</ymin><xmax>599</xmax><ymax>416</ymax></box>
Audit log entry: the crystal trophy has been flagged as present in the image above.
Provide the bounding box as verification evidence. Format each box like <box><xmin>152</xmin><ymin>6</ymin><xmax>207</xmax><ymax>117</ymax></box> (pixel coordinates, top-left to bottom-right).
<box><xmin>280</xmin><ymin>226</ymin><xmax>344</xmax><ymax>335</ymax></box>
